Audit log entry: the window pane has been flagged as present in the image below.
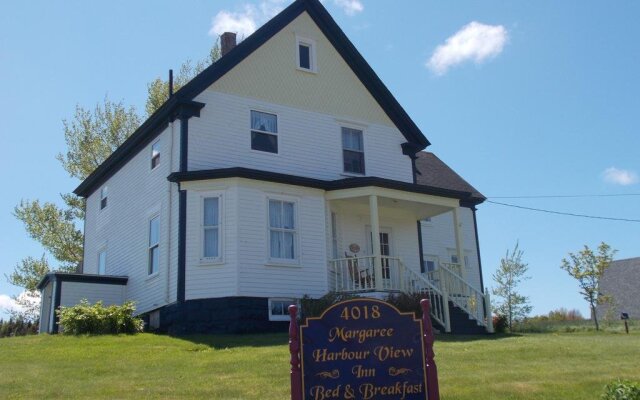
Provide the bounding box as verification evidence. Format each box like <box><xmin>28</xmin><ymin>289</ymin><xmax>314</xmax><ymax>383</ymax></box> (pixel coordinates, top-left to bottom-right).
<box><xmin>151</xmin><ymin>141</ymin><xmax>160</xmax><ymax>168</ymax></box>
<box><xmin>150</xmin><ymin>246</ymin><xmax>159</xmax><ymax>274</ymax></box>
<box><xmin>343</xmin><ymin>150</ymin><xmax>365</xmax><ymax>174</ymax></box>
<box><xmin>269</xmin><ymin>200</ymin><xmax>282</xmax><ymax>228</ymax></box>
<box><xmin>426</xmin><ymin>260</ymin><xmax>435</xmax><ymax>272</ymax></box>
<box><xmin>282</xmin><ymin>202</ymin><xmax>294</xmax><ymax>229</ymax></box>
<box><xmin>149</xmin><ymin>217</ymin><xmax>159</xmax><ymax>246</ymax></box>
<box><xmin>283</xmin><ymin>232</ymin><xmax>295</xmax><ymax>259</ymax></box>
<box><xmin>299</xmin><ymin>44</ymin><xmax>311</xmax><ymax>69</ymax></box>
<box><xmin>204</xmin><ymin>227</ymin><xmax>219</xmax><ymax>258</ymax></box>
<box><xmin>270</xmin><ymin>230</ymin><xmax>283</xmax><ymax>258</ymax></box>
<box><xmin>203</xmin><ymin>197</ymin><xmax>219</xmax><ymax>226</ymax></box>
<box><xmin>98</xmin><ymin>251</ymin><xmax>106</xmax><ymax>275</ymax></box>
<box><xmin>342</xmin><ymin>128</ymin><xmax>363</xmax><ymax>151</ymax></box>
<box><xmin>251</xmin><ymin>131</ymin><xmax>278</xmax><ymax>153</ymax></box>
<box><xmin>251</xmin><ymin>111</ymin><xmax>277</xmax><ymax>133</ymax></box>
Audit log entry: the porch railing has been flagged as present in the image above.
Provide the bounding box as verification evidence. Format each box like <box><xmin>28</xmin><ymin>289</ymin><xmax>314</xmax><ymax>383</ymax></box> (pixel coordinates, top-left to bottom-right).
<box><xmin>329</xmin><ymin>256</ymin><xmax>451</xmax><ymax>332</ymax></box>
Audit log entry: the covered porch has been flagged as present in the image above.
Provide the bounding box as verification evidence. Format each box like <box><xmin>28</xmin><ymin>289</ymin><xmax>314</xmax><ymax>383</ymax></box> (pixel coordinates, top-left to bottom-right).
<box><xmin>325</xmin><ymin>185</ymin><xmax>492</xmax><ymax>333</ymax></box>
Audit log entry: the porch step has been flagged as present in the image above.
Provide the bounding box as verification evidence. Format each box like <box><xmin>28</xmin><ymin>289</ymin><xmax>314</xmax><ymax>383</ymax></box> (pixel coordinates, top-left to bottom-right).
<box><xmin>447</xmin><ymin>301</ymin><xmax>488</xmax><ymax>335</ymax></box>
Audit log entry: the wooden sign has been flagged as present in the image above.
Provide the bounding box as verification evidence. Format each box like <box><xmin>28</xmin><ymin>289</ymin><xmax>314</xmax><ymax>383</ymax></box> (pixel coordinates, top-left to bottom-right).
<box><xmin>289</xmin><ymin>298</ymin><xmax>439</xmax><ymax>400</ymax></box>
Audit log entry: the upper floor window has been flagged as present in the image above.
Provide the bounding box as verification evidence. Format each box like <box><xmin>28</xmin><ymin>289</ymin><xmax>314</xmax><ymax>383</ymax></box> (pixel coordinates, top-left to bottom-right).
<box><xmin>148</xmin><ymin>215</ymin><xmax>160</xmax><ymax>275</ymax></box>
<box><xmin>268</xmin><ymin>199</ymin><xmax>296</xmax><ymax>261</ymax></box>
<box><xmin>100</xmin><ymin>186</ymin><xmax>108</xmax><ymax>210</ymax></box>
<box><xmin>151</xmin><ymin>140</ymin><xmax>160</xmax><ymax>169</ymax></box>
<box><xmin>251</xmin><ymin>111</ymin><xmax>278</xmax><ymax>153</ymax></box>
<box><xmin>342</xmin><ymin>127</ymin><xmax>365</xmax><ymax>174</ymax></box>
<box><xmin>202</xmin><ymin>197</ymin><xmax>221</xmax><ymax>261</ymax></box>
<box><xmin>296</xmin><ymin>36</ymin><xmax>316</xmax><ymax>72</ymax></box>
<box><xmin>98</xmin><ymin>249</ymin><xmax>107</xmax><ymax>275</ymax></box>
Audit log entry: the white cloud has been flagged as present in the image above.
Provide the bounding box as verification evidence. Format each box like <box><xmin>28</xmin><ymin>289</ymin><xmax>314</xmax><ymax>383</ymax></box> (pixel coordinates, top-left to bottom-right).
<box><xmin>209</xmin><ymin>0</ymin><xmax>287</xmax><ymax>39</ymax></box>
<box><xmin>0</xmin><ymin>294</ymin><xmax>21</xmax><ymax>313</ymax></box>
<box><xmin>333</xmin><ymin>0</ymin><xmax>364</xmax><ymax>16</ymax></box>
<box><xmin>209</xmin><ymin>0</ymin><xmax>363</xmax><ymax>39</ymax></box>
<box><xmin>427</xmin><ymin>21</ymin><xmax>508</xmax><ymax>76</ymax></box>
<box><xmin>602</xmin><ymin>167</ymin><xmax>638</xmax><ymax>186</ymax></box>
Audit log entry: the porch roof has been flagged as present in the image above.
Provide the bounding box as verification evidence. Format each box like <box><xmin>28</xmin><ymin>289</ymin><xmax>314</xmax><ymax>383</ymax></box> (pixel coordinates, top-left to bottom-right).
<box><xmin>36</xmin><ymin>272</ymin><xmax>128</xmax><ymax>291</ymax></box>
<box><xmin>415</xmin><ymin>152</ymin><xmax>486</xmax><ymax>205</ymax></box>
<box><xmin>168</xmin><ymin>167</ymin><xmax>480</xmax><ymax>204</ymax></box>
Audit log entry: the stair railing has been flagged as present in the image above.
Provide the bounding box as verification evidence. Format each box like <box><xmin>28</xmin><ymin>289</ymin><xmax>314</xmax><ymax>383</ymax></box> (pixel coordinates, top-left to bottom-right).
<box><xmin>438</xmin><ymin>263</ymin><xmax>491</xmax><ymax>330</ymax></box>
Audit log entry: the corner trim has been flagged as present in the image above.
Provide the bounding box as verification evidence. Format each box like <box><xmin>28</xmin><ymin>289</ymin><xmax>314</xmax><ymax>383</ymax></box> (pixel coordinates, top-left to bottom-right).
<box><xmin>177</xmin><ymin>190</ymin><xmax>187</xmax><ymax>303</ymax></box>
<box><xmin>471</xmin><ymin>207</ymin><xmax>485</xmax><ymax>293</ymax></box>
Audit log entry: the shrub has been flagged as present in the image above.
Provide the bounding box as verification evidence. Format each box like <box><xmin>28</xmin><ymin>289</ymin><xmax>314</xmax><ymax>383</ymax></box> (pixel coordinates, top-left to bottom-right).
<box><xmin>493</xmin><ymin>314</ymin><xmax>508</xmax><ymax>333</ymax></box>
<box><xmin>300</xmin><ymin>292</ymin><xmax>356</xmax><ymax>319</ymax></box>
<box><xmin>385</xmin><ymin>292</ymin><xmax>424</xmax><ymax>318</ymax></box>
<box><xmin>57</xmin><ymin>300</ymin><xmax>144</xmax><ymax>335</ymax></box>
<box><xmin>601</xmin><ymin>379</ymin><xmax>640</xmax><ymax>400</ymax></box>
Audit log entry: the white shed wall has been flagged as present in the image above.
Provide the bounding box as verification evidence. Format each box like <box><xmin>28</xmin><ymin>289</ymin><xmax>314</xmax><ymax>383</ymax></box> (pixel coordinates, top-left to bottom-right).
<box><xmin>59</xmin><ymin>282</ymin><xmax>126</xmax><ymax>307</ymax></box>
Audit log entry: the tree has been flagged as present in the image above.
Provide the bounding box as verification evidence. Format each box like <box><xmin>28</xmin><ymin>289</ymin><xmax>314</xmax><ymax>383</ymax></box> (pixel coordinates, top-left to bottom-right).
<box><xmin>492</xmin><ymin>243</ymin><xmax>532</xmax><ymax>331</ymax></box>
<box><xmin>145</xmin><ymin>42</ymin><xmax>221</xmax><ymax>116</ymax></box>
<box><xmin>7</xmin><ymin>43</ymin><xmax>221</xmax><ymax>308</ymax></box>
<box><xmin>560</xmin><ymin>242</ymin><xmax>616</xmax><ymax>330</ymax></box>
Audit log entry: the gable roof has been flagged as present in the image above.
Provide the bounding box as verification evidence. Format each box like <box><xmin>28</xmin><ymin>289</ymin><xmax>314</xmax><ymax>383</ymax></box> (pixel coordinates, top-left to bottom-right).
<box><xmin>415</xmin><ymin>152</ymin><xmax>485</xmax><ymax>205</ymax></box>
<box><xmin>74</xmin><ymin>0</ymin><xmax>429</xmax><ymax>198</ymax></box>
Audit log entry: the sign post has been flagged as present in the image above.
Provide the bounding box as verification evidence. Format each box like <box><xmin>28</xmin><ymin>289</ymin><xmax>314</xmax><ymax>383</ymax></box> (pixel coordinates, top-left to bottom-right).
<box><xmin>289</xmin><ymin>298</ymin><xmax>440</xmax><ymax>400</ymax></box>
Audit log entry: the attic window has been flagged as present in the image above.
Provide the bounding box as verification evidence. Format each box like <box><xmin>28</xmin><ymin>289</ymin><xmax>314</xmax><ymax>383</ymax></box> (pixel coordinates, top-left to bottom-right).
<box><xmin>296</xmin><ymin>36</ymin><xmax>316</xmax><ymax>72</ymax></box>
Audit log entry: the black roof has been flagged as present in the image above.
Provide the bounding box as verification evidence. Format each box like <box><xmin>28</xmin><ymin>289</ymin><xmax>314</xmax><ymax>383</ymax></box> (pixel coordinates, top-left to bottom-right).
<box><xmin>415</xmin><ymin>152</ymin><xmax>485</xmax><ymax>204</ymax></box>
<box><xmin>74</xmin><ymin>0</ymin><xmax>429</xmax><ymax>198</ymax></box>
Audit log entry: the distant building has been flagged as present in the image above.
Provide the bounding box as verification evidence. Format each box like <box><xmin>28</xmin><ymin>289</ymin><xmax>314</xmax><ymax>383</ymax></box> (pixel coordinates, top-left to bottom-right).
<box><xmin>596</xmin><ymin>257</ymin><xmax>640</xmax><ymax>321</ymax></box>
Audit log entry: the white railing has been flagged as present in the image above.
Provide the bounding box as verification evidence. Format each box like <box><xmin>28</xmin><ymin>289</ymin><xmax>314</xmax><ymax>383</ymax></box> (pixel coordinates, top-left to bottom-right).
<box><xmin>436</xmin><ymin>263</ymin><xmax>493</xmax><ymax>331</ymax></box>
<box><xmin>329</xmin><ymin>256</ymin><xmax>451</xmax><ymax>332</ymax></box>
<box><xmin>398</xmin><ymin>260</ymin><xmax>450</xmax><ymax>332</ymax></box>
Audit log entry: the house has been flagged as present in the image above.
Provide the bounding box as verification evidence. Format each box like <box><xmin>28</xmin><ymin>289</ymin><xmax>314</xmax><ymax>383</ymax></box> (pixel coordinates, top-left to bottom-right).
<box><xmin>38</xmin><ymin>0</ymin><xmax>492</xmax><ymax>335</ymax></box>
<box><xmin>596</xmin><ymin>257</ymin><xmax>640</xmax><ymax>321</ymax></box>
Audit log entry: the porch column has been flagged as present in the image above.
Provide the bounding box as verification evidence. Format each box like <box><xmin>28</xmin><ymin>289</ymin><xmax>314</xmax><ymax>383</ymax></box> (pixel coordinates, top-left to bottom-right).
<box><xmin>452</xmin><ymin>207</ymin><xmax>466</xmax><ymax>280</ymax></box>
<box><xmin>369</xmin><ymin>195</ymin><xmax>383</xmax><ymax>291</ymax></box>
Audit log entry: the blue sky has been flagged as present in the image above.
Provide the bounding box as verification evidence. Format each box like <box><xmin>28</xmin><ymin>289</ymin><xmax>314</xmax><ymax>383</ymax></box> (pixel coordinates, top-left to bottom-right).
<box><xmin>1</xmin><ymin>0</ymin><xmax>639</xmax><ymax>318</ymax></box>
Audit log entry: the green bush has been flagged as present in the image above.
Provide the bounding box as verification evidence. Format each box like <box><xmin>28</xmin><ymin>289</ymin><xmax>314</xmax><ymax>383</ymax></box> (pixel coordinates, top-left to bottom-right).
<box><xmin>385</xmin><ymin>292</ymin><xmax>424</xmax><ymax>318</ymax></box>
<box><xmin>300</xmin><ymin>292</ymin><xmax>356</xmax><ymax>319</ymax></box>
<box><xmin>493</xmin><ymin>314</ymin><xmax>508</xmax><ymax>333</ymax></box>
<box><xmin>57</xmin><ymin>300</ymin><xmax>143</xmax><ymax>335</ymax></box>
<box><xmin>602</xmin><ymin>380</ymin><xmax>640</xmax><ymax>400</ymax></box>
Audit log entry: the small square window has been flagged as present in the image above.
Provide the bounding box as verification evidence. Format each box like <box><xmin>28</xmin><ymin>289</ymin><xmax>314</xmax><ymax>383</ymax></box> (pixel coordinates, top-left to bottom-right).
<box><xmin>100</xmin><ymin>187</ymin><xmax>108</xmax><ymax>210</ymax></box>
<box><xmin>151</xmin><ymin>141</ymin><xmax>160</xmax><ymax>169</ymax></box>
<box><xmin>296</xmin><ymin>36</ymin><xmax>316</xmax><ymax>72</ymax></box>
<box><xmin>269</xmin><ymin>298</ymin><xmax>296</xmax><ymax>321</ymax></box>
<box><xmin>251</xmin><ymin>110</ymin><xmax>278</xmax><ymax>153</ymax></box>
<box><xmin>299</xmin><ymin>44</ymin><xmax>311</xmax><ymax>70</ymax></box>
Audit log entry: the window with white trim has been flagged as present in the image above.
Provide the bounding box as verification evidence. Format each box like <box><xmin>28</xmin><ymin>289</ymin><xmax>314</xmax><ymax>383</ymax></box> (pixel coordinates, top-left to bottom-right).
<box><xmin>269</xmin><ymin>298</ymin><xmax>296</xmax><ymax>321</ymax></box>
<box><xmin>296</xmin><ymin>36</ymin><xmax>316</xmax><ymax>72</ymax></box>
<box><xmin>151</xmin><ymin>140</ymin><xmax>160</xmax><ymax>169</ymax></box>
<box><xmin>100</xmin><ymin>186</ymin><xmax>108</xmax><ymax>209</ymax></box>
<box><xmin>342</xmin><ymin>127</ymin><xmax>365</xmax><ymax>174</ymax></box>
<box><xmin>251</xmin><ymin>110</ymin><xmax>278</xmax><ymax>153</ymax></box>
<box><xmin>148</xmin><ymin>216</ymin><xmax>160</xmax><ymax>275</ymax></box>
<box><xmin>202</xmin><ymin>197</ymin><xmax>221</xmax><ymax>261</ymax></box>
<box><xmin>422</xmin><ymin>255</ymin><xmax>438</xmax><ymax>274</ymax></box>
<box><xmin>268</xmin><ymin>199</ymin><xmax>296</xmax><ymax>261</ymax></box>
<box><xmin>97</xmin><ymin>249</ymin><xmax>107</xmax><ymax>275</ymax></box>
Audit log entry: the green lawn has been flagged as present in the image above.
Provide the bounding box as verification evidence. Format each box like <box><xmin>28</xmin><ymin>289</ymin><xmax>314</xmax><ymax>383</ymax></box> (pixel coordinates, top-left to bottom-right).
<box><xmin>0</xmin><ymin>332</ymin><xmax>638</xmax><ymax>399</ymax></box>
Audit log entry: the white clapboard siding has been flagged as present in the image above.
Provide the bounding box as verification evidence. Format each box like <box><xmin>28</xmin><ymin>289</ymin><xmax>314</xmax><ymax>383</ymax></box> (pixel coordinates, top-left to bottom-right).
<box><xmin>421</xmin><ymin>208</ymin><xmax>482</xmax><ymax>291</ymax></box>
<box><xmin>60</xmin><ymin>282</ymin><xmax>126</xmax><ymax>307</ymax></box>
<box><xmin>83</xmin><ymin>123</ymin><xmax>180</xmax><ymax>314</ymax></box>
<box><xmin>189</xmin><ymin>90</ymin><xmax>413</xmax><ymax>183</ymax></box>
<box><xmin>181</xmin><ymin>178</ymin><xmax>329</xmax><ymax>300</ymax></box>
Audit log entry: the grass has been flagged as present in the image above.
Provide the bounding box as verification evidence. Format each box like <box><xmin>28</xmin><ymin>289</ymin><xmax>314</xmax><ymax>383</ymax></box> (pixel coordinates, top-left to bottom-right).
<box><xmin>0</xmin><ymin>331</ymin><xmax>639</xmax><ymax>399</ymax></box>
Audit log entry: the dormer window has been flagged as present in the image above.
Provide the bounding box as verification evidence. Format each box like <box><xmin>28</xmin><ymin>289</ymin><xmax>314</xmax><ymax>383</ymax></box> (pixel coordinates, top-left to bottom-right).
<box><xmin>296</xmin><ymin>36</ymin><xmax>316</xmax><ymax>72</ymax></box>
<box><xmin>100</xmin><ymin>186</ymin><xmax>108</xmax><ymax>210</ymax></box>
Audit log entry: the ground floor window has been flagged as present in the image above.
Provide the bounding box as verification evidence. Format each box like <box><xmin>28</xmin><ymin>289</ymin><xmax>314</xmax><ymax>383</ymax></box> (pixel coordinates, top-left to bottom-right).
<box><xmin>268</xmin><ymin>298</ymin><xmax>297</xmax><ymax>321</ymax></box>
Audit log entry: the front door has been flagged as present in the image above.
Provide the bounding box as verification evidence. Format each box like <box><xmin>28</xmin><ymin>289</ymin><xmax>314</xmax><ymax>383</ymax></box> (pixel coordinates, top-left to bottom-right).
<box><xmin>367</xmin><ymin>227</ymin><xmax>392</xmax><ymax>279</ymax></box>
